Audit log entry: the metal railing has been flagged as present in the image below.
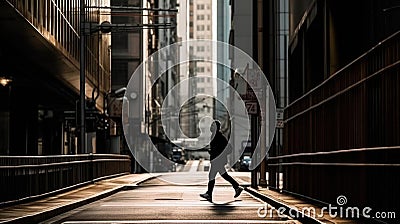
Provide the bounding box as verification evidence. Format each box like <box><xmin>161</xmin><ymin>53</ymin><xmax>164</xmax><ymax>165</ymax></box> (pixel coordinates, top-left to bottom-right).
<box><xmin>268</xmin><ymin>31</ymin><xmax>400</xmax><ymax>212</ymax></box>
<box><xmin>0</xmin><ymin>154</ymin><xmax>130</xmax><ymax>204</ymax></box>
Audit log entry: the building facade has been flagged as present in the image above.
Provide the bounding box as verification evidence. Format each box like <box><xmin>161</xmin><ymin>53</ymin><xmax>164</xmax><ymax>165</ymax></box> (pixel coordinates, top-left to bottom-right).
<box><xmin>176</xmin><ymin>0</ymin><xmax>216</xmax><ymax>148</ymax></box>
<box><xmin>268</xmin><ymin>0</ymin><xmax>400</xmax><ymax>216</ymax></box>
<box><xmin>0</xmin><ymin>0</ymin><xmax>111</xmax><ymax>156</ymax></box>
<box><xmin>0</xmin><ymin>0</ymin><xmax>133</xmax><ymax>203</ymax></box>
<box><xmin>119</xmin><ymin>0</ymin><xmax>179</xmax><ymax>172</ymax></box>
<box><xmin>229</xmin><ymin>0</ymin><xmax>289</xmax><ymax>185</ymax></box>
<box><xmin>109</xmin><ymin>0</ymin><xmax>143</xmax><ymax>157</ymax></box>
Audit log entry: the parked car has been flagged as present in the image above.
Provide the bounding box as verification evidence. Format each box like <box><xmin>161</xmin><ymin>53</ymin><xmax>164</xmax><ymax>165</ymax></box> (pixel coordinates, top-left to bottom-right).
<box><xmin>171</xmin><ymin>147</ymin><xmax>186</xmax><ymax>164</ymax></box>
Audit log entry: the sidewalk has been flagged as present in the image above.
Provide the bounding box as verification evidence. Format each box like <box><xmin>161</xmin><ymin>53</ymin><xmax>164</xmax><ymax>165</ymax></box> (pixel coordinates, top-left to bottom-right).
<box><xmin>0</xmin><ymin>173</ymin><xmax>154</xmax><ymax>224</ymax></box>
<box><xmin>0</xmin><ymin>172</ymin><xmax>362</xmax><ymax>224</ymax></box>
<box><xmin>245</xmin><ymin>187</ymin><xmax>362</xmax><ymax>224</ymax></box>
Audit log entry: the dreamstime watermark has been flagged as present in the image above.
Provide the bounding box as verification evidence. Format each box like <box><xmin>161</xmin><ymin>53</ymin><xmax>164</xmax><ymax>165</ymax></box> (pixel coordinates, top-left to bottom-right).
<box><xmin>257</xmin><ymin>195</ymin><xmax>396</xmax><ymax>220</ymax></box>
<box><xmin>122</xmin><ymin>40</ymin><xmax>276</xmax><ymax>184</ymax></box>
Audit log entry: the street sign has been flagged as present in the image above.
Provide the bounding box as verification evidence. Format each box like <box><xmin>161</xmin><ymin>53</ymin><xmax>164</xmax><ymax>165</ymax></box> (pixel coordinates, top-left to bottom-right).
<box><xmin>276</xmin><ymin>108</ymin><xmax>284</xmax><ymax>120</ymax></box>
<box><xmin>276</xmin><ymin>108</ymin><xmax>284</xmax><ymax>128</ymax></box>
<box><xmin>277</xmin><ymin>120</ymin><xmax>284</xmax><ymax>129</ymax></box>
<box><xmin>63</xmin><ymin>110</ymin><xmax>99</xmax><ymax>120</ymax></box>
<box><xmin>64</xmin><ymin>111</ymin><xmax>76</xmax><ymax>120</ymax></box>
<box><xmin>241</xmin><ymin>90</ymin><xmax>257</xmax><ymax>101</ymax></box>
<box><xmin>245</xmin><ymin>101</ymin><xmax>258</xmax><ymax>114</ymax></box>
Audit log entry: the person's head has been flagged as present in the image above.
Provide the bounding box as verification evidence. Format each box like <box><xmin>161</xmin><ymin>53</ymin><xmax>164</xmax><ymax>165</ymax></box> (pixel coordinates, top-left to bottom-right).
<box><xmin>210</xmin><ymin>120</ymin><xmax>221</xmax><ymax>134</ymax></box>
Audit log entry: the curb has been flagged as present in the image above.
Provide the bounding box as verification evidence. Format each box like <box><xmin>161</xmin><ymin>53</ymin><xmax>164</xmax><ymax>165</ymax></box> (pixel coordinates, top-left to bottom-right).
<box><xmin>4</xmin><ymin>174</ymin><xmax>156</xmax><ymax>224</ymax></box>
<box><xmin>245</xmin><ymin>187</ymin><xmax>325</xmax><ymax>224</ymax></box>
<box><xmin>0</xmin><ymin>173</ymin><xmax>129</xmax><ymax>209</ymax></box>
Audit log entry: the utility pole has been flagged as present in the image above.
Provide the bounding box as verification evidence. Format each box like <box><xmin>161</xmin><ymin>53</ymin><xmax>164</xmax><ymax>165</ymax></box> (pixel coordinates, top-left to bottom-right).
<box><xmin>80</xmin><ymin>0</ymin><xmax>86</xmax><ymax>153</ymax></box>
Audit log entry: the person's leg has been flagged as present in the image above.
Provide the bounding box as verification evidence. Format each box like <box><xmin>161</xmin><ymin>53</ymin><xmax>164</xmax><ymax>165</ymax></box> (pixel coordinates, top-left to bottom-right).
<box><xmin>207</xmin><ymin>163</ymin><xmax>218</xmax><ymax>194</ymax></box>
<box><xmin>207</xmin><ymin>179</ymin><xmax>216</xmax><ymax>195</ymax></box>
<box><xmin>220</xmin><ymin>170</ymin><xmax>239</xmax><ymax>189</ymax></box>
<box><xmin>219</xmin><ymin>166</ymin><xmax>243</xmax><ymax>198</ymax></box>
<box><xmin>200</xmin><ymin>163</ymin><xmax>218</xmax><ymax>201</ymax></box>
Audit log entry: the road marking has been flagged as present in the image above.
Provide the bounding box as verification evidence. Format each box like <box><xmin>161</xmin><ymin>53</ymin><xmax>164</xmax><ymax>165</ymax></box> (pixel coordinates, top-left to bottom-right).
<box><xmin>189</xmin><ymin>160</ymin><xmax>200</xmax><ymax>172</ymax></box>
<box><xmin>63</xmin><ymin>220</ymin><xmax>290</xmax><ymax>224</ymax></box>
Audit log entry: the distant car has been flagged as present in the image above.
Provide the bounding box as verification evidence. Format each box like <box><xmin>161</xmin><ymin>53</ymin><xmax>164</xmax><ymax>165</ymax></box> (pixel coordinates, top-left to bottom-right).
<box><xmin>171</xmin><ymin>148</ymin><xmax>186</xmax><ymax>164</ymax></box>
<box><xmin>239</xmin><ymin>156</ymin><xmax>251</xmax><ymax>171</ymax></box>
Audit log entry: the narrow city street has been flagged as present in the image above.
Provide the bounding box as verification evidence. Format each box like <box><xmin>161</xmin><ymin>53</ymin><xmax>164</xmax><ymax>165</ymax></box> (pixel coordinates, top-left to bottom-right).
<box><xmin>41</xmin><ymin>161</ymin><xmax>296</xmax><ymax>224</ymax></box>
<box><xmin>1</xmin><ymin>1</ymin><xmax>399</xmax><ymax>223</ymax></box>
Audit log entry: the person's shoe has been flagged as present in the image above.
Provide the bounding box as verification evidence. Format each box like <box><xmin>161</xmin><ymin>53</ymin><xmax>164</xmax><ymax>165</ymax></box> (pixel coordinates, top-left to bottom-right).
<box><xmin>200</xmin><ymin>193</ymin><xmax>212</xmax><ymax>201</ymax></box>
<box><xmin>234</xmin><ymin>186</ymin><xmax>243</xmax><ymax>198</ymax></box>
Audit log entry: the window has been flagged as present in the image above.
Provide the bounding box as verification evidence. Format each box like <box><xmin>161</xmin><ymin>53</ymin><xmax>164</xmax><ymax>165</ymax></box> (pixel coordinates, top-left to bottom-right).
<box><xmin>112</xmin><ymin>0</ymin><xmax>129</xmax><ymax>6</ymax></box>
<box><xmin>197</xmin><ymin>15</ymin><xmax>204</xmax><ymax>20</ymax></box>
<box><xmin>197</xmin><ymin>4</ymin><xmax>204</xmax><ymax>10</ymax></box>
<box><xmin>197</xmin><ymin>67</ymin><xmax>205</xmax><ymax>73</ymax></box>
<box><xmin>197</xmin><ymin>25</ymin><xmax>205</xmax><ymax>31</ymax></box>
<box><xmin>112</xmin><ymin>61</ymin><xmax>128</xmax><ymax>86</ymax></box>
<box><xmin>113</xmin><ymin>33</ymin><xmax>128</xmax><ymax>49</ymax></box>
<box><xmin>197</xmin><ymin>46</ymin><xmax>205</xmax><ymax>52</ymax></box>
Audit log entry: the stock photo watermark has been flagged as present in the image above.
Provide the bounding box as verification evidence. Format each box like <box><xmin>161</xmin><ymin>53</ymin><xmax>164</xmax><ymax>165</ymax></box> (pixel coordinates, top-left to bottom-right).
<box><xmin>257</xmin><ymin>195</ymin><xmax>396</xmax><ymax>220</ymax></box>
<box><xmin>122</xmin><ymin>40</ymin><xmax>276</xmax><ymax>184</ymax></box>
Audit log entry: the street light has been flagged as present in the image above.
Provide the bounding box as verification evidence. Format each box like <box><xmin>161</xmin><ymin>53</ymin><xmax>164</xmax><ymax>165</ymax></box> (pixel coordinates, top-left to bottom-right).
<box><xmin>0</xmin><ymin>77</ymin><xmax>12</xmax><ymax>86</ymax></box>
<box><xmin>104</xmin><ymin>87</ymin><xmax>127</xmax><ymax>117</ymax></box>
<box><xmin>115</xmin><ymin>87</ymin><xmax>127</xmax><ymax>95</ymax></box>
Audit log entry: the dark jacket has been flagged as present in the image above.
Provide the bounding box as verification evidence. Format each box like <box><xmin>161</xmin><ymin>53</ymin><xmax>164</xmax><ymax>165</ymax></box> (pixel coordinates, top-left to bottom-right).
<box><xmin>209</xmin><ymin>131</ymin><xmax>228</xmax><ymax>161</ymax></box>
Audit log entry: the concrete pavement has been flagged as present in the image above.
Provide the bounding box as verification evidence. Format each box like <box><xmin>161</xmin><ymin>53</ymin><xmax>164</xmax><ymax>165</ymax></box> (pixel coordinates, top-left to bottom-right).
<box><xmin>0</xmin><ymin>160</ymin><xmax>361</xmax><ymax>223</ymax></box>
<box><xmin>40</xmin><ymin>172</ymin><xmax>298</xmax><ymax>224</ymax></box>
<box><xmin>0</xmin><ymin>173</ymin><xmax>155</xmax><ymax>224</ymax></box>
<box><xmin>246</xmin><ymin>188</ymin><xmax>361</xmax><ymax>224</ymax></box>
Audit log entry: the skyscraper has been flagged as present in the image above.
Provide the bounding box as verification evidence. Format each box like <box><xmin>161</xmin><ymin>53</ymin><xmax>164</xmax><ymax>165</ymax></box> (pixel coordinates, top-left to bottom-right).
<box><xmin>177</xmin><ymin>0</ymin><xmax>216</xmax><ymax>148</ymax></box>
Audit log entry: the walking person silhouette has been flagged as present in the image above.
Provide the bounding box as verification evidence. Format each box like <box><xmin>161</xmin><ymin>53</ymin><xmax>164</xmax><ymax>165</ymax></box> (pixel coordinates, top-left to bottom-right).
<box><xmin>200</xmin><ymin>120</ymin><xmax>243</xmax><ymax>202</ymax></box>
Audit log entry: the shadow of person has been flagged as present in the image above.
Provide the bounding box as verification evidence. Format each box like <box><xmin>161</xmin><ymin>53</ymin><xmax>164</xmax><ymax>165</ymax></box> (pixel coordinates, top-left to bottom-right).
<box><xmin>212</xmin><ymin>199</ymin><xmax>242</xmax><ymax>205</ymax></box>
<box><xmin>208</xmin><ymin>199</ymin><xmax>242</xmax><ymax>216</ymax></box>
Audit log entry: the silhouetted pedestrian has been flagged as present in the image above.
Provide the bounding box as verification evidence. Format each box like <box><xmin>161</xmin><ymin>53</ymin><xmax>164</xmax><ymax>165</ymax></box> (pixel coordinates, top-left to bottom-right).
<box><xmin>200</xmin><ymin>120</ymin><xmax>243</xmax><ymax>202</ymax></box>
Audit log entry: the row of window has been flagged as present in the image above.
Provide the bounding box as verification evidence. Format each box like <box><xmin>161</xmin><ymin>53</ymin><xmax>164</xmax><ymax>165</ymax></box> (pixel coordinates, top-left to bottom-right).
<box><xmin>196</xmin><ymin>25</ymin><xmax>211</xmax><ymax>31</ymax></box>
<box><xmin>196</xmin><ymin>67</ymin><xmax>212</xmax><ymax>73</ymax></box>
<box><xmin>196</xmin><ymin>4</ymin><xmax>211</xmax><ymax>10</ymax></box>
<box><xmin>197</xmin><ymin>15</ymin><xmax>211</xmax><ymax>20</ymax></box>
<box><xmin>198</xmin><ymin>77</ymin><xmax>212</xmax><ymax>83</ymax></box>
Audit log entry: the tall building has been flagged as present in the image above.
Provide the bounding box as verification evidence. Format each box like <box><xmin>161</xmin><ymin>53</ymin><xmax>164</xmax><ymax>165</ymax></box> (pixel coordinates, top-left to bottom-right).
<box><xmin>177</xmin><ymin>0</ymin><xmax>216</xmax><ymax>148</ymax></box>
<box><xmin>110</xmin><ymin>0</ymin><xmax>143</xmax><ymax>157</ymax></box>
<box><xmin>149</xmin><ymin>0</ymin><xmax>179</xmax><ymax>143</ymax></box>
<box><xmin>216</xmin><ymin>0</ymin><xmax>231</xmax><ymax>125</ymax></box>
<box><xmin>111</xmin><ymin>0</ymin><xmax>142</xmax><ymax>92</ymax></box>
<box><xmin>0</xmin><ymin>0</ymin><xmax>132</xmax><ymax>203</ymax></box>
<box><xmin>0</xmin><ymin>0</ymin><xmax>111</xmax><ymax>155</ymax></box>
<box><xmin>120</xmin><ymin>0</ymin><xmax>179</xmax><ymax>172</ymax></box>
<box><xmin>269</xmin><ymin>0</ymin><xmax>400</xmax><ymax>215</ymax></box>
<box><xmin>256</xmin><ymin>0</ymin><xmax>290</xmax><ymax>188</ymax></box>
<box><xmin>229</xmin><ymin>0</ymin><xmax>257</xmax><ymax>170</ymax></box>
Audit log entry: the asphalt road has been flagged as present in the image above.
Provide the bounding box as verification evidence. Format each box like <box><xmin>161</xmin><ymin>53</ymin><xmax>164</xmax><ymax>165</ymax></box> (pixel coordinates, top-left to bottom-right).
<box><xmin>41</xmin><ymin>161</ymin><xmax>298</xmax><ymax>224</ymax></box>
